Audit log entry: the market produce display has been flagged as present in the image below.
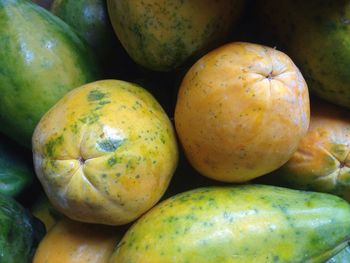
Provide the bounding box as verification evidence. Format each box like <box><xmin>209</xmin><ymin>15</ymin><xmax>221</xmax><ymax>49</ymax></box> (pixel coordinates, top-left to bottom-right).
<box><xmin>1</xmin><ymin>0</ymin><xmax>350</xmax><ymax>262</ymax></box>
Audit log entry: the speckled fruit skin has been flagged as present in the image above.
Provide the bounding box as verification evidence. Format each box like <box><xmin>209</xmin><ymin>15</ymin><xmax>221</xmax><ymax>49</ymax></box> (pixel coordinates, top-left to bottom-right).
<box><xmin>259</xmin><ymin>0</ymin><xmax>350</xmax><ymax>109</ymax></box>
<box><xmin>175</xmin><ymin>42</ymin><xmax>310</xmax><ymax>182</ymax></box>
<box><xmin>110</xmin><ymin>185</ymin><xmax>350</xmax><ymax>263</ymax></box>
<box><xmin>0</xmin><ymin>0</ymin><xmax>99</xmax><ymax>148</ymax></box>
<box><xmin>33</xmin><ymin>218</ymin><xmax>121</xmax><ymax>263</ymax></box>
<box><xmin>273</xmin><ymin>99</ymin><xmax>350</xmax><ymax>201</ymax></box>
<box><xmin>32</xmin><ymin>80</ymin><xmax>178</xmax><ymax>225</ymax></box>
<box><xmin>107</xmin><ymin>0</ymin><xmax>244</xmax><ymax>71</ymax></box>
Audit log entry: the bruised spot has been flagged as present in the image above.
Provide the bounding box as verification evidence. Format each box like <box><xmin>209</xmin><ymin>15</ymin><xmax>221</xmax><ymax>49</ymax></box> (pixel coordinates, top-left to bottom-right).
<box><xmin>88</xmin><ymin>89</ymin><xmax>106</xmax><ymax>101</ymax></box>
<box><xmin>97</xmin><ymin>138</ymin><xmax>125</xmax><ymax>152</ymax></box>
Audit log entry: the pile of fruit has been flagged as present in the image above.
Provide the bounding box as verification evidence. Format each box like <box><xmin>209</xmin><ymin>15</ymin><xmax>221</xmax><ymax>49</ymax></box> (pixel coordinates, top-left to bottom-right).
<box><xmin>1</xmin><ymin>0</ymin><xmax>350</xmax><ymax>262</ymax></box>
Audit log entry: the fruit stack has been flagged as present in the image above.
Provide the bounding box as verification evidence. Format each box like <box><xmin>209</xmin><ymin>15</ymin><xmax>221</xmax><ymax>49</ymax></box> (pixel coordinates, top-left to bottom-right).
<box><xmin>0</xmin><ymin>0</ymin><xmax>350</xmax><ymax>262</ymax></box>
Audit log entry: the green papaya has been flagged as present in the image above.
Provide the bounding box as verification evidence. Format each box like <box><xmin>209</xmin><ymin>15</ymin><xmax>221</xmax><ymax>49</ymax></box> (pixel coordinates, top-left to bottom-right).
<box><xmin>0</xmin><ymin>135</ymin><xmax>34</xmax><ymax>197</ymax></box>
<box><xmin>107</xmin><ymin>0</ymin><xmax>244</xmax><ymax>71</ymax></box>
<box><xmin>50</xmin><ymin>0</ymin><xmax>115</xmax><ymax>61</ymax></box>
<box><xmin>0</xmin><ymin>193</ymin><xmax>46</xmax><ymax>263</ymax></box>
<box><xmin>258</xmin><ymin>0</ymin><xmax>350</xmax><ymax>109</ymax></box>
<box><xmin>110</xmin><ymin>185</ymin><xmax>350</xmax><ymax>263</ymax></box>
<box><xmin>0</xmin><ymin>0</ymin><xmax>99</xmax><ymax>148</ymax></box>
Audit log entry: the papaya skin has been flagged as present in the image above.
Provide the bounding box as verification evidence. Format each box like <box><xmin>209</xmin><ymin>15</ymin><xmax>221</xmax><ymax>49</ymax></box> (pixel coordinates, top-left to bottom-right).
<box><xmin>175</xmin><ymin>42</ymin><xmax>310</xmax><ymax>182</ymax></box>
<box><xmin>0</xmin><ymin>0</ymin><xmax>99</xmax><ymax>147</ymax></box>
<box><xmin>107</xmin><ymin>0</ymin><xmax>244</xmax><ymax>71</ymax></box>
<box><xmin>51</xmin><ymin>0</ymin><xmax>116</xmax><ymax>60</ymax></box>
<box><xmin>258</xmin><ymin>0</ymin><xmax>350</xmax><ymax>109</ymax></box>
<box><xmin>32</xmin><ymin>80</ymin><xmax>178</xmax><ymax>225</ymax></box>
<box><xmin>273</xmin><ymin>99</ymin><xmax>350</xmax><ymax>201</ymax></box>
<box><xmin>33</xmin><ymin>218</ymin><xmax>122</xmax><ymax>263</ymax></box>
<box><xmin>110</xmin><ymin>185</ymin><xmax>350</xmax><ymax>263</ymax></box>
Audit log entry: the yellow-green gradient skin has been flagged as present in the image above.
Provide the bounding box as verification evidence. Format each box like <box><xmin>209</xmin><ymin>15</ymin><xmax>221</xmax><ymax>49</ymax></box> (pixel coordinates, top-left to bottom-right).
<box><xmin>271</xmin><ymin>99</ymin><xmax>350</xmax><ymax>202</ymax></box>
<box><xmin>110</xmin><ymin>185</ymin><xmax>350</xmax><ymax>263</ymax></box>
<box><xmin>32</xmin><ymin>80</ymin><xmax>178</xmax><ymax>225</ymax></box>
<box><xmin>107</xmin><ymin>0</ymin><xmax>244</xmax><ymax>71</ymax></box>
<box><xmin>259</xmin><ymin>0</ymin><xmax>350</xmax><ymax>109</ymax></box>
<box><xmin>0</xmin><ymin>0</ymin><xmax>99</xmax><ymax>147</ymax></box>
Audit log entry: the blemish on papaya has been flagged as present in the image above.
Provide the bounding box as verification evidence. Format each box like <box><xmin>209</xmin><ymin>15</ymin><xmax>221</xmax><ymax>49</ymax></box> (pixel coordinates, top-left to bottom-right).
<box><xmin>45</xmin><ymin>135</ymin><xmax>64</xmax><ymax>157</ymax></box>
<box><xmin>97</xmin><ymin>138</ymin><xmax>125</xmax><ymax>152</ymax></box>
<box><xmin>87</xmin><ymin>89</ymin><xmax>106</xmax><ymax>101</ymax></box>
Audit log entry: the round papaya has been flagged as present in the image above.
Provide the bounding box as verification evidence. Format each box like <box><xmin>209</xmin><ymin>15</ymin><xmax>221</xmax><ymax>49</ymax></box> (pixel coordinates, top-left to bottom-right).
<box><xmin>32</xmin><ymin>80</ymin><xmax>178</xmax><ymax>225</ymax></box>
<box><xmin>175</xmin><ymin>42</ymin><xmax>310</xmax><ymax>182</ymax></box>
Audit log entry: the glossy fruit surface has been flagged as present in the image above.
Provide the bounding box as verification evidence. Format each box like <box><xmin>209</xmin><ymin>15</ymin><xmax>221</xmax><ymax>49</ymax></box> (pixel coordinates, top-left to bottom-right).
<box><xmin>0</xmin><ymin>0</ymin><xmax>99</xmax><ymax>147</ymax></box>
<box><xmin>175</xmin><ymin>42</ymin><xmax>310</xmax><ymax>182</ymax></box>
<box><xmin>33</xmin><ymin>80</ymin><xmax>178</xmax><ymax>225</ymax></box>
<box><xmin>110</xmin><ymin>185</ymin><xmax>350</xmax><ymax>263</ymax></box>
<box><xmin>33</xmin><ymin>218</ymin><xmax>121</xmax><ymax>263</ymax></box>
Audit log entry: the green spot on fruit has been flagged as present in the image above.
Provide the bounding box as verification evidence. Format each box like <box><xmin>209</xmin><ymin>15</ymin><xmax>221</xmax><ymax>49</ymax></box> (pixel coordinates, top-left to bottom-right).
<box><xmin>88</xmin><ymin>89</ymin><xmax>106</xmax><ymax>101</ymax></box>
<box><xmin>45</xmin><ymin>135</ymin><xmax>64</xmax><ymax>157</ymax></box>
<box><xmin>108</xmin><ymin>156</ymin><xmax>121</xmax><ymax>167</ymax></box>
<box><xmin>97</xmin><ymin>138</ymin><xmax>125</xmax><ymax>152</ymax></box>
<box><xmin>98</xmin><ymin>100</ymin><xmax>110</xmax><ymax>105</ymax></box>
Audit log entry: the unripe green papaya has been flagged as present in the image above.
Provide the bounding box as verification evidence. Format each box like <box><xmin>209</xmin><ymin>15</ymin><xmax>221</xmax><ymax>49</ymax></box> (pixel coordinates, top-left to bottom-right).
<box><xmin>110</xmin><ymin>185</ymin><xmax>350</xmax><ymax>263</ymax></box>
<box><xmin>0</xmin><ymin>0</ymin><xmax>99</xmax><ymax>147</ymax></box>
<box><xmin>50</xmin><ymin>0</ymin><xmax>115</xmax><ymax>61</ymax></box>
<box><xmin>0</xmin><ymin>135</ymin><xmax>34</xmax><ymax>197</ymax></box>
<box><xmin>0</xmin><ymin>193</ymin><xmax>46</xmax><ymax>263</ymax></box>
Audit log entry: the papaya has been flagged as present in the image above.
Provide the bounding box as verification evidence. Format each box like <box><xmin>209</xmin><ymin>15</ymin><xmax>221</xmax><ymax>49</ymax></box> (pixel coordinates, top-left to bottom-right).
<box><xmin>0</xmin><ymin>193</ymin><xmax>46</xmax><ymax>263</ymax></box>
<box><xmin>51</xmin><ymin>0</ymin><xmax>116</xmax><ymax>61</ymax></box>
<box><xmin>0</xmin><ymin>135</ymin><xmax>34</xmax><ymax>197</ymax></box>
<box><xmin>107</xmin><ymin>0</ymin><xmax>244</xmax><ymax>71</ymax></box>
<box><xmin>33</xmin><ymin>218</ymin><xmax>123</xmax><ymax>263</ymax></box>
<box><xmin>267</xmin><ymin>99</ymin><xmax>350</xmax><ymax>201</ymax></box>
<box><xmin>175</xmin><ymin>42</ymin><xmax>310</xmax><ymax>182</ymax></box>
<box><xmin>258</xmin><ymin>0</ymin><xmax>350</xmax><ymax>109</ymax></box>
<box><xmin>0</xmin><ymin>0</ymin><xmax>99</xmax><ymax>147</ymax></box>
<box><xmin>32</xmin><ymin>80</ymin><xmax>178</xmax><ymax>225</ymax></box>
<box><xmin>110</xmin><ymin>185</ymin><xmax>350</xmax><ymax>263</ymax></box>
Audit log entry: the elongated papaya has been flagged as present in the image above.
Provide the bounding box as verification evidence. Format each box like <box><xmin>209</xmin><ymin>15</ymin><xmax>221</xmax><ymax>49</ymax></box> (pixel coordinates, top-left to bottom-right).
<box><xmin>0</xmin><ymin>0</ymin><xmax>99</xmax><ymax>147</ymax></box>
<box><xmin>110</xmin><ymin>185</ymin><xmax>350</xmax><ymax>263</ymax></box>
